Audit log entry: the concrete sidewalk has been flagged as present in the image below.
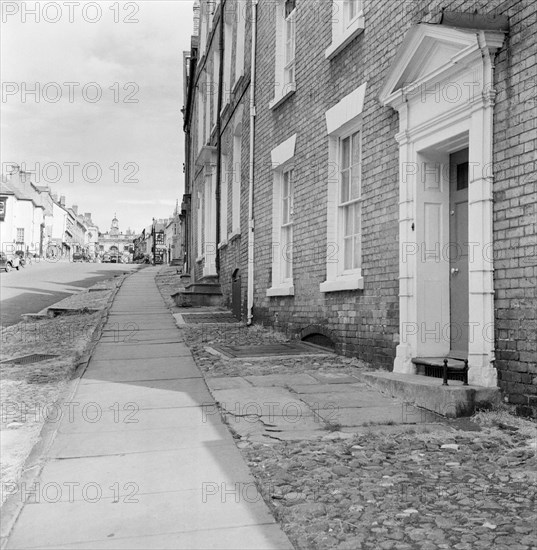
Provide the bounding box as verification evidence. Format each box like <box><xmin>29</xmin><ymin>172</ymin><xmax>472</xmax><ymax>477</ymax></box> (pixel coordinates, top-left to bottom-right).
<box><xmin>4</xmin><ymin>267</ymin><xmax>293</xmax><ymax>550</ymax></box>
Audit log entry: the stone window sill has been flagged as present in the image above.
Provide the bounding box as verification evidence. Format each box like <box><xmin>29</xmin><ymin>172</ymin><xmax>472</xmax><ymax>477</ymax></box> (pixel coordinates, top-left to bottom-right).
<box><xmin>320</xmin><ymin>274</ymin><xmax>364</xmax><ymax>293</ymax></box>
<box><xmin>228</xmin><ymin>230</ymin><xmax>241</xmax><ymax>243</ymax></box>
<box><xmin>269</xmin><ymin>85</ymin><xmax>296</xmax><ymax>110</ymax></box>
<box><xmin>325</xmin><ymin>16</ymin><xmax>365</xmax><ymax>60</ymax></box>
<box><xmin>266</xmin><ymin>283</ymin><xmax>295</xmax><ymax>297</ymax></box>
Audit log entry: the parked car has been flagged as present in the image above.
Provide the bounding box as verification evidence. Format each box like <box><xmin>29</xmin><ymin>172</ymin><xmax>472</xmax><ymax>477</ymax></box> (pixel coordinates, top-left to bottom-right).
<box><xmin>15</xmin><ymin>250</ymin><xmax>27</xmax><ymax>267</ymax></box>
<box><xmin>72</xmin><ymin>253</ymin><xmax>84</xmax><ymax>262</ymax></box>
<box><xmin>0</xmin><ymin>252</ymin><xmax>20</xmax><ymax>272</ymax></box>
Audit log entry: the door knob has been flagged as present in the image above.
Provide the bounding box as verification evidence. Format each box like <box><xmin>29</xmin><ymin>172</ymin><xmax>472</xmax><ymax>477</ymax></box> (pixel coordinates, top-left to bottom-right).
<box><xmin>451</xmin><ymin>268</ymin><xmax>459</xmax><ymax>275</ymax></box>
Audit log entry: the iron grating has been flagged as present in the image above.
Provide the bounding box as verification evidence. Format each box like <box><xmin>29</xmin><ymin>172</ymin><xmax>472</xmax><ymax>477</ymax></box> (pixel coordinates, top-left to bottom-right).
<box><xmin>210</xmin><ymin>342</ymin><xmax>333</xmax><ymax>359</ymax></box>
<box><xmin>1</xmin><ymin>354</ymin><xmax>59</xmax><ymax>365</ymax></box>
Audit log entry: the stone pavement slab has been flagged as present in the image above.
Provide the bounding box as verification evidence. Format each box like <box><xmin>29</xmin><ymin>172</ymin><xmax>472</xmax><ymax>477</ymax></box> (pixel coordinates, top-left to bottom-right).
<box><xmin>311</xmin><ymin>372</ymin><xmax>362</xmax><ymax>384</ymax></box>
<box><xmin>288</xmin><ymin>382</ymin><xmax>367</xmax><ymax>394</ymax></box>
<box><xmin>245</xmin><ymin>373</ymin><xmax>319</xmax><ymax>387</ymax></box>
<box><xmin>48</xmin><ymin>424</ymin><xmax>232</xmax><ymax>459</ymax></box>
<box><xmin>213</xmin><ymin>387</ymin><xmax>313</xmax><ymax>418</ymax></box>
<box><xmin>104</xmin><ymin>317</ymin><xmax>178</xmax><ymax>330</ymax></box>
<box><xmin>91</xmin><ymin>342</ymin><xmax>192</xmax><ymax>360</ymax></box>
<box><xmin>206</xmin><ymin>377</ymin><xmax>253</xmax><ymax>391</ymax></box>
<box><xmin>29</xmin><ymin>524</ymin><xmax>294</xmax><ymax>550</ymax></box>
<box><xmin>80</xmin><ymin>359</ymin><xmax>202</xmax><ymax>383</ymax></box>
<box><xmin>298</xmin><ymin>389</ymin><xmax>400</xmax><ymax>409</ymax></box>
<box><xmin>6</xmin><ymin>489</ymin><xmax>281</xmax><ymax>549</ymax></box>
<box><xmin>98</xmin><ymin>335</ymin><xmax>184</xmax><ymax>345</ymax></box>
<box><xmin>37</xmin><ymin>445</ymin><xmax>256</xmax><ymax>501</ymax></box>
<box><xmin>317</xmin><ymin>404</ymin><xmax>429</xmax><ymax>427</ymax></box>
<box><xmin>58</xmin><ymin>405</ymin><xmax>209</xmax><ymax>433</ymax></box>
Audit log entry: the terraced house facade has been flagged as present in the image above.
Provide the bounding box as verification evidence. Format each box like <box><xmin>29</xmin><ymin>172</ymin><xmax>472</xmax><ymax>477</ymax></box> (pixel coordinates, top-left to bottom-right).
<box><xmin>182</xmin><ymin>0</ymin><xmax>536</xmax><ymax>416</ymax></box>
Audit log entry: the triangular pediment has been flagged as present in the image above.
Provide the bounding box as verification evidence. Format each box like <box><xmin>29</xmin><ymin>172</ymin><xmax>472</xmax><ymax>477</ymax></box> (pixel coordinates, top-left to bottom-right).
<box><xmin>379</xmin><ymin>24</ymin><xmax>482</xmax><ymax>105</ymax></box>
<box><xmin>396</xmin><ymin>37</ymin><xmax>468</xmax><ymax>89</ymax></box>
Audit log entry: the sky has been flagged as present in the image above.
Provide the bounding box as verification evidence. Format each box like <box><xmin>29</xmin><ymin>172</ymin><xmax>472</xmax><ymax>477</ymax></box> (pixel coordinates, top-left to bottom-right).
<box><xmin>0</xmin><ymin>0</ymin><xmax>195</xmax><ymax>234</ymax></box>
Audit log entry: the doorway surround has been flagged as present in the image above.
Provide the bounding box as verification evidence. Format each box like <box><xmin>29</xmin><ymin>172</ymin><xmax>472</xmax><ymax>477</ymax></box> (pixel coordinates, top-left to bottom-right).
<box><xmin>379</xmin><ymin>23</ymin><xmax>506</xmax><ymax>387</ymax></box>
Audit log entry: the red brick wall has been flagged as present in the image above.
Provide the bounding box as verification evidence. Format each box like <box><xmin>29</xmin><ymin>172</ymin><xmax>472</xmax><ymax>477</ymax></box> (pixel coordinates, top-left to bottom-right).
<box><xmin>250</xmin><ymin>0</ymin><xmax>536</xmax><ymax>414</ymax></box>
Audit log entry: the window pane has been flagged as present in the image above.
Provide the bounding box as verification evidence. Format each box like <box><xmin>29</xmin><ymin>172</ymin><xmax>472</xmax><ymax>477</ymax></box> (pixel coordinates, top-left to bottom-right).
<box><xmin>340</xmin><ymin>170</ymin><xmax>349</xmax><ymax>203</ymax></box>
<box><xmin>285</xmin><ymin>64</ymin><xmax>294</xmax><ymax>84</ymax></box>
<box><xmin>282</xmin><ymin>198</ymin><xmax>289</xmax><ymax>224</ymax></box>
<box><xmin>341</xmin><ymin>137</ymin><xmax>350</xmax><ymax>169</ymax></box>
<box><xmin>354</xmin><ymin>201</ymin><xmax>361</xmax><ymax>234</ymax></box>
<box><xmin>282</xmin><ymin>225</ymin><xmax>293</xmax><ymax>280</ymax></box>
<box><xmin>285</xmin><ymin>0</ymin><xmax>296</xmax><ymax>18</ymax></box>
<box><xmin>349</xmin><ymin>0</ymin><xmax>356</xmax><ymax>19</ymax></box>
<box><xmin>344</xmin><ymin>237</ymin><xmax>352</xmax><ymax>271</ymax></box>
<box><xmin>344</xmin><ymin>205</ymin><xmax>353</xmax><ymax>237</ymax></box>
<box><xmin>351</xmin><ymin>167</ymin><xmax>361</xmax><ymax>201</ymax></box>
<box><xmin>352</xmin><ymin>131</ymin><xmax>361</xmax><ymax>165</ymax></box>
<box><xmin>353</xmin><ymin>235</ymin><xmax>361</xmax><ymax>269</ymax></box>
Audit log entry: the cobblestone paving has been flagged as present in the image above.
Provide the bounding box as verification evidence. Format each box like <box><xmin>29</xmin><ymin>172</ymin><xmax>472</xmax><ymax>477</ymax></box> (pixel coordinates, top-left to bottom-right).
<box><xmin>153</xmin><ymin>273</ymin><xmax>537</xmax><ymax>550</ymax></box>
<box><xmin>179</xmin><ymin>321</ymin><xmax>537</xmax><ymax>550</ymax></box>
<box><xmin>243</xmin><ymin>424</ymin><xmax>536</xmax><ymax>550</ymax></box>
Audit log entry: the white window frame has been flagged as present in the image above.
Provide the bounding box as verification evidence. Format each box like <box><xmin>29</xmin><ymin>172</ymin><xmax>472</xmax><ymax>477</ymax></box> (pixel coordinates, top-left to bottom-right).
<box><xmin>338</xmin><ymin>130</ymin><xmax>362</xmax><ymax>272</ymax></box>
<box><xmin>205</xmin><ymin>70</ymin><xmax>211</xmax><ymax>144</ymax></box>
<box><xmin>222</xmin><ymin>4</ymin><xmax>233</xmax><ymax>108</ymax></box>
<box><xmin>234</xmin><ymin>0</ymin><xmax>246</xmax><ymax>86</ymax></box>
<box><xmin>212</xmin><ymin>49</ymin><xmax>220</xmax><ymax>133</ymax></box>
<box><xmin>199</xmin><ymin>5</ymin><xmax>208</xmax><ymax>57</ymax></box>
<box><xmin>325</xmin><ymin>0</ymin><xmax>365</xmax><ymax>60</ymax></box>
<box><xmin>320</xmin><ymin>83</ymin><xmax>367</xmax><ymax>293</ymax></box>
<box><xmin>203</xmin><ymin>166</ymin><xmax>217</xmax><ymax>276</ymax></box>
<box><xmin>230</xmin><ymin>106</ymin><xmax>243</xmax><ymax>238</ymax></box>
<box><xmin>197</xmin><ymin>89</ymin><xmax>204</xmax><ymax>154</ymax></box>
<box><xmin>196</xmin><ymin>188</ymin><xmax>204</xmax><ymax>261</ymax></box>
<box><xmin>279</xmin><ymin>169</ymin><xmax>294</xmax><ymax>283</ymax></box>
<box><xmin>219</xmin><ymin>152</ymin><xmax>229</xmax><ymax>247</ymax></box>
<box><xmin>269</xmin><ymin>0</ymin><xmax>297</xmax><ymax>110</ymax></box>
<box><xmin>267</xmin><ymin>134</ymin><xmax>297</xmax><ymax>297</ymax></box>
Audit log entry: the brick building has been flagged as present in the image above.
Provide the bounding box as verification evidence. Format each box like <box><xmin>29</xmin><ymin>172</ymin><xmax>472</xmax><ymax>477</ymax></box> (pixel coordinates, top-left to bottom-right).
<box><xmin>182</xmin><ymin>0</ymin><xmax>536</xmax><ymax>415</ymax></box>
<box><xmin>183</xmin><ymin>0</ymin><xmax>252</xmax><ymax>318</ymax></box>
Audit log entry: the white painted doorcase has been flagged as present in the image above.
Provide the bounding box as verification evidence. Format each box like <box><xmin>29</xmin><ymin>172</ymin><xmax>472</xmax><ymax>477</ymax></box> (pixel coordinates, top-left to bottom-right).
<box><xmin>380</xmin><ymin>23</ymin><xmax>506</xmax><ymax>387</ymax></box>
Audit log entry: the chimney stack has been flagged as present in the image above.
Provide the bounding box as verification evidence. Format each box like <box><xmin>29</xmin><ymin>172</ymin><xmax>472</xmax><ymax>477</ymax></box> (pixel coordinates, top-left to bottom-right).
<box><xmin>72</xmin><ymin>205</ymin><xmax>78</xmax><ymax>215</ymax></box>
<box><xmin>60</xmin><ymin>195</ymin><xmax>66</xmax><ymax>207</ymax></box>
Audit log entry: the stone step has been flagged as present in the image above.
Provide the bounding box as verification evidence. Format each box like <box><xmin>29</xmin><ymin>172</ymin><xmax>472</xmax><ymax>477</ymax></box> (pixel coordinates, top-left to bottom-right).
<box><xmin>172</xmin><ymin>282</ymin><xmax>223</xmax><ymax>307</ymax></box>
<box><xmin>354</xmin><ymin>371</ymin><xmax>500</xmax><ymax>418</ymax></box>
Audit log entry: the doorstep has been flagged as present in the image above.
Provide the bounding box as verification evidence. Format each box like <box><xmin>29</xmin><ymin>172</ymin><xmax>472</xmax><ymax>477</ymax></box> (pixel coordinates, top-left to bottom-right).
<box><xmin>353</xmin><ymin>371</ymin><xmax>501</xmax><ymax>418</ymax></box>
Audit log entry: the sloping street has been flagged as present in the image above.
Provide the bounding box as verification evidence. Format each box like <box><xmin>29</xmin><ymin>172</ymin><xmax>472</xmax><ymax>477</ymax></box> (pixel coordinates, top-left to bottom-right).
<box><xmin>0</xmin><ymin>262</ymin><xmax>138</xmax><ymax>327</ymax></box>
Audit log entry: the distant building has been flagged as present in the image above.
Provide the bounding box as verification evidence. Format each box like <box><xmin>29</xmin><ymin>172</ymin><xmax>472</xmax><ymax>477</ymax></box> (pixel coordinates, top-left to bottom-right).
<box><xmin>80</xmin><ymin>212</ymin><xmax>99</xmax><ymax>260</ymax></box>
<box><xmin>98</xmin><ymin>215</ymin><xmax>134</xmax><ymax>262</ymax></box>
<box><xmin>48</xmin><ymin>195</ymin><xmax>74</xmax><ymax>259</ymax></box>
<box><xmin>0</xmin><ymin>166</ymin><xmax>52</xmax><ymax>257</ymax></box>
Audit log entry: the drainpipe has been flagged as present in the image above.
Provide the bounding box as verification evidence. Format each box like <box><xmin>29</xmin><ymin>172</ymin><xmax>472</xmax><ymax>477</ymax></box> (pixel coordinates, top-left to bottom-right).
<box><xmin>247</xmin><ymin>0</ymin><xmax>258</xmax><ymax>325</ymax></box>
<box><xmin>215</xmin><ymin>1</ymin><xmax>225</xmax><ymax>275</ymax></box>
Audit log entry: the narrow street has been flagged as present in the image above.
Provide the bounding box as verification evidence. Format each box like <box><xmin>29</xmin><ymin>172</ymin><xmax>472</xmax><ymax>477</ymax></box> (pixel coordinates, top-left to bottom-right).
<box><xmin>0</xmin><ymin>261</ymin><xmax>139</xmax><ymax>327</ymax></box>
